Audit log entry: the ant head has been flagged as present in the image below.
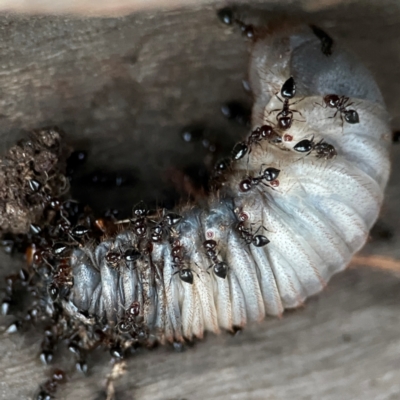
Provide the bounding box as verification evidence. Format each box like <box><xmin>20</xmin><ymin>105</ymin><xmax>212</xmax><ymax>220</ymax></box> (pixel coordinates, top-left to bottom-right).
<box><xmin>260</xmin><ymin>125</ymin><xmax>273</xmax><ymax>138</ymax></box>
<box><xmin>132</xmin><ymin>201</ymin><xmax>148</xmax><ymax>217</ymax></box>
<box><xmin>324</xmin><ymin>94</ymin><xmax>340</xmax><ymax>108</ymax></box>
<box><xmin>239</xmin><ymin>178</ymin><xmax>252</xmax><ymax>192</ymax></box>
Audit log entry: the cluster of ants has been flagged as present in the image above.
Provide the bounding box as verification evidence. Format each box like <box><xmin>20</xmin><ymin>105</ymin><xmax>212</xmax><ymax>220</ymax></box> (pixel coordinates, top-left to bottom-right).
<box><xmin>0</xmin><ymin>11</ymin><xmax>363</xmax><ymax>399</ymax></box>
<box><xmin>215</xmin><ymin>9</ymin><xmax>360</xmax><ymax>198</ymax></box>
<box><xmin>221</xmin><ymin>75</ymin><xmax>359</xmax><ymax>196</ymax></box>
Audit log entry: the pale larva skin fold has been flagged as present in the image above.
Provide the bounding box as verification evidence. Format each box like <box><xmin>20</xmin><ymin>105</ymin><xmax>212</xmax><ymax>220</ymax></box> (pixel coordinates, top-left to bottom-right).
<box><xmin>68</xmin><ymin>26</ymin><xmax>391</xmax><ymax>343</ymax></box>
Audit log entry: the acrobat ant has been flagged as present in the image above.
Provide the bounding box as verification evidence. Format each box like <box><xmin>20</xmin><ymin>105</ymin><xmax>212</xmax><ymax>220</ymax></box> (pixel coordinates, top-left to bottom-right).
<box><xmin>323</xmin><ymin>94</ymin><xmax>359</xmax><ymax>124</ymax></box>
<box><xmin>239</xmin><ymin>166</ymin><xmax>280</xmax><ymax>192</ymax></box>
<box><xmin>203</xmin><ymin>240</ymin><xmax>228</xmax><ymax>279</ymax></box>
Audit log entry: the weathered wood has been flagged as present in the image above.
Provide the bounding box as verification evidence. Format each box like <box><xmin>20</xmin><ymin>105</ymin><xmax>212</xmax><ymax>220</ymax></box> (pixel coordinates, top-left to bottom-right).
<box><xmin>0</xmin><ymin>1</ymin><xmax>400</xmax><ymax>399</ymax></box>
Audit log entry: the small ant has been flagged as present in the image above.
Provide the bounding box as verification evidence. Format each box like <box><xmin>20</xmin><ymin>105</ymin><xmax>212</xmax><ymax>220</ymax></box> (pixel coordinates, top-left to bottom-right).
<box><xmin>49</xmin><ymin>261</ymin><xmax>74</xmax><ymax>301</ymax></box>
<box><xmin>203</xmin><ymin>240</ymin><xmax>228</xmax><ymax>279</ymax></box>
<box><xmin>170</xmin><ymin>240</ymin><xmax>195</xmax><ymax>284</ymax></box>
<box><xmin>271</xmin><ymin>77</ymin><xmax>303</xmax><ymax>130</ymax></box>
<box><xmin>231</xmin><ymin>125</ymin><xmax>280</xmax><ymax>161</ymax></box>
<box><xmin>239</xmin><ymin>166</ymin><xmax>280</xmax><ymax>193</ymax></box>
<box><xmin>210</xmin><ymin>158</ymin><xmax>231</xmax><ymax>187</ymax></box>
<box><xmin>35</xmin><ymin>368</ymin><xmax>66</xmax><ymax>400</ymax></box>
<box><xmin>217</xmin><ymin>7</ymin><xmax>255</xmax><ymax>39</ymax></box>
<box><xmin>149</xmin><ymin>210</ymin><xmax>182</xmax><ymax>243</ymax></box>
<box><xmin>237</xmin><ymin>222</ymin><xmax>270</xmax><ymax>247</ymax></box>
<box><xmin>294</xmin><ymin>137</ymin><xmax>337</xmax><ymax>159</ymax></box>
<box><xmin>323</xmin><ymin>94</ymin><xmax>359</xmax><ymax>124</ymax></box>
<box><xmin>129</xmin><ymin>201</ymin><xmax>149</xmax><ymax>238</ymax></box>
<box><xmin>116</xmin><ymin>301</ymin><xmax>141</xmax><ymax>334</ymax></box>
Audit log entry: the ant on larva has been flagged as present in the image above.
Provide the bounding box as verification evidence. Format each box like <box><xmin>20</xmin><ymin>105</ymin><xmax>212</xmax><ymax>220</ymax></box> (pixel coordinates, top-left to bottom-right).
<box><xmin>231</xmin><ymin>124</ymin><xmax>279</xmax><ymax>161</ymax></box>
<box><xmin>323</xmin><ymin>94</ymin><xmax>360</xmax><ymax>124</ymax></box>
<box><xmin>239</xmin><ymin>166</ymin><xmax>281</xmax><ymax>192</ymax></box>
<box><xmin>0</xmin><ymin>7</ymin><xmax>391</xmax><ymax>400</ymax></box>
<box><xmin>293</xmin><ymin>137</ymin><xmax>337</xmax><ymax>160</ymax></box>
<box><xmin>203</xmin><ymin>239</ymin><xmax>229</xmax><ymax>279</ymax></box>
<box><xmin>271</xmin><ymin>77</ymin><xmax>303</xmax><ymax>130</ymax></box>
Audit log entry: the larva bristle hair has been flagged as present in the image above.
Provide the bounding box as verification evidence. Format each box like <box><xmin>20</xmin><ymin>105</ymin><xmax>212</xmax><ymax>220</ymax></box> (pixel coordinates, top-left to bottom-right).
<box><xmin>0</xmin><ymin>17</ymin><xmax>391</xmax><ymax>398</ymax></box>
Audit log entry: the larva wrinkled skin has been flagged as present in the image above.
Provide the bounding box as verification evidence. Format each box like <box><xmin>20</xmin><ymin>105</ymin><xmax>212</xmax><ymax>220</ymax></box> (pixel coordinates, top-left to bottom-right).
<box><xmin>67</xmin><ymin>25</ymin><xmax>390</xmax><ymax>344</ymax></box>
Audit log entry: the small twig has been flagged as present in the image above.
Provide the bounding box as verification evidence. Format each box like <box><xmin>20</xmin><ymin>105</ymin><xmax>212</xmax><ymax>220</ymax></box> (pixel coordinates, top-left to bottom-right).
<box><xmin>350</xmin><ymin>254</ymin><xmax>400</xmax><ymax>275</ymax></box>
<box><xmin>105</xmin><ymin>360</ymin><xmax>127</xmax><ymax>400</ymax></box>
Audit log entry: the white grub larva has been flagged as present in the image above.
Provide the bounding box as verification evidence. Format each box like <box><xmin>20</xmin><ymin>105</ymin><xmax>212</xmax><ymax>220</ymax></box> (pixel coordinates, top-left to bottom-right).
<box><xmin>0</xmin><ymin>13</ymin><xmax>391</xmax><ymax>399</ymax></box>
<box><xmin>67</xmin><ymin>23</ymin><xmax>390</xmax><ymax>342</ymax></box>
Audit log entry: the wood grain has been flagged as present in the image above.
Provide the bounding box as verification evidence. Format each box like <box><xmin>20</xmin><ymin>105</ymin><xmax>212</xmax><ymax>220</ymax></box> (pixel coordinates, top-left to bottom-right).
<box><xmin>0</xmin><ymin>1</ymin><xmax>400</xmax><ymax>399</ymax></box>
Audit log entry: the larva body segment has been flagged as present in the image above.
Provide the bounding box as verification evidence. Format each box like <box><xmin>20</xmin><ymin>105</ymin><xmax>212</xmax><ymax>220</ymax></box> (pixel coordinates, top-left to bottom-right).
<box><xmin>67</xmin><ymin>25</ymin><xmax>390</xmax><ymax>343</ymax></box>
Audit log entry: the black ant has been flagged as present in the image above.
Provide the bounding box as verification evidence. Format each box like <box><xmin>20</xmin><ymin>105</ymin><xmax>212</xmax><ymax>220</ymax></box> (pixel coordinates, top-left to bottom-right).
<box><xmin>170</xmin><ymin>240</ymin><xmax>195</xmax><ymax>284</ymax></box>
<box><xmin>203</xmin><ymin>240</ymin><xmax>228</xmax><ymax>279</ymax></box>
<box><xmin>35</xmin><ymin>368</ymin><xmax>67</xmax><ymax>400</ymax></box>
<box><xmin>294</xmin><ymin>137</ymin><xmax>337</xmax><ymax>159</ymax></box>
<box><xmin>217</xmin><ymin>7</ymin><xmax>255</xmax><ymax>39</ymax></box>
<box><xmin>232</xmin><ymin>125</ymin><xmax>280</xmax><ymax>161</ymax></box>
<box><xmin>149</xmin><ymin>210</ymin><xmax>182</xmax><ymax>243</ymax></box>
<box><xmin>323</xmin><ymin>94</ymin><xmax>359</xmax><ymax>124</ymax></box>
<box><xmin>210</xmin><ymin>158</ymin><xmax>231</xmax><ymax>188</ymax></box>
<box><xmin>237</xmin><ymin>222</ymin><xmax>270</xmax><ymax>247</ymax></box>
<box><xmin>239</xmin><ymin>166</ymin><xmax>281</xmax><ymax>193</ymax></box>
<box><xmin>271</xmin><ymin>77</ymin><xmax>303</xmax><ymax>130</ymax></box>
<box><xmin>130</xmin><ymin>201</ymin><xmax>149</xmax><ymax>238</ymax></box>
<box><xmin>48</xmin><ymin>261</ymin><xmax>74</xmax><ymax>302</ymax></box>
<box><xmin>116</xmin><ymin>301</ymin><xmax>141</xmax><ymax>334</ymax></box>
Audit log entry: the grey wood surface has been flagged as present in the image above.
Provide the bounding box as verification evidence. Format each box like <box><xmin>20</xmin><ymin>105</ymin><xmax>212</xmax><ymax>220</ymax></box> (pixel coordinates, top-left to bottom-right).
<box><xmin>0</xmin><ymin>1</ymin><xmax>400</xmax><ymax>399</ymax></box>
